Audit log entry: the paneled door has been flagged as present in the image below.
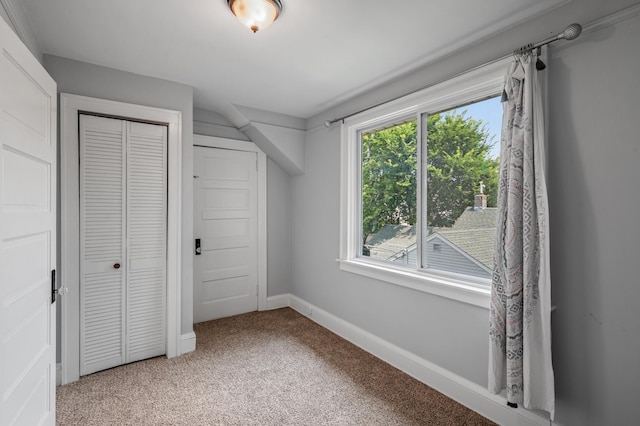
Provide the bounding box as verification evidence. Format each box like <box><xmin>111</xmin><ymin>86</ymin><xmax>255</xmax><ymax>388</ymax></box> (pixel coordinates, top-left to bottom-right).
<box><xmin>0</xmin><ymin>18</ymin><xmax>57</xmax><ymax>426</ymax></box>
<box><xmin>79</xmin><ymin>114</ymin><xmax>167</xmax><ymax>376</ymax></box>
<box><xmin>193</xmin><ymin>146</ymin><xmax>258</xmax><ymax>323</ymax></box>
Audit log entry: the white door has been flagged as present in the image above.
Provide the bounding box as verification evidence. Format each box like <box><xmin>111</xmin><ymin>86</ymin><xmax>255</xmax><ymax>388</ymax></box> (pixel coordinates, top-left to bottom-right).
<box><xmin>0</xmin><ymin>18</ymin><xmax>57</xmax><ymax>426</ymax></box>
<box><xmin>193</xmin><ymin>146</ymin><xmax>258</xmax><ymax>323</ymax></box>
<box><xmin>79</xmin><ymin>115</ymin><xmax>167</xmax><ymax>376</ymax></box>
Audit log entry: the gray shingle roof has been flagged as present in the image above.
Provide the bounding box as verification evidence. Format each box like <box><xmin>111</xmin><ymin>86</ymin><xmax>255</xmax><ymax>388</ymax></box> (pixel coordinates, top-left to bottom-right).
<box><xmin>451</xmin><ymin>207</ymin><xmax>498</xmax><ymax>230</ymax></box>
<box><xmin>440</xmin><ymin>207</ymin><xmax>498</xmax><ymax>268</ymax></box>
<box><xmin>435</xmin><ymin>227</ymin><xmax>496</xmax><ymax>269</ymax></box>
<box><xmin>366</xmin><ymin>207</ymin><xmax>498</xmax><ymax>266</ymax></box>
<box><xmin>366</xmin><ymin>224</ymin><xmax>416</xmax><ymax>260</ymax></box>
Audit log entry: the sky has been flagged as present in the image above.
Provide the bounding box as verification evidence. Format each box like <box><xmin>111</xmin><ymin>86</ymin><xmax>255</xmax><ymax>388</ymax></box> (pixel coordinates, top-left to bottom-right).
<box><xmin>450</xmin><ymin>96</ymin><xmax>502</xmax><ymax>159</ymax></box>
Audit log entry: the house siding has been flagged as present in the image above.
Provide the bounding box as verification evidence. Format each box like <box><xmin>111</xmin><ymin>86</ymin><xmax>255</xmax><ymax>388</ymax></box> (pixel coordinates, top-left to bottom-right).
<box><xmin>423</xmin><ymin>236</ymin><xmax>490</xmax><ymax>279</ymax></box>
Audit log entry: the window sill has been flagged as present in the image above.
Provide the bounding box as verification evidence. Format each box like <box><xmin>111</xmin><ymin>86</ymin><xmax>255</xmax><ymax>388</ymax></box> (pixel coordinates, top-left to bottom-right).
<box><xmin>338</xmin><ymin>258</ymin><xmax>491</xmax><ymax>309</ymax></box>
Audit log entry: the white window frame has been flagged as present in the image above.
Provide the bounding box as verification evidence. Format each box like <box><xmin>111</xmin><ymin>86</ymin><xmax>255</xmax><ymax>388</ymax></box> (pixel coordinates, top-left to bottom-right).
<box><xmin>339</xmin><ymin>57</ymin><xmax>511</xmax><ymax>309</ymax></box>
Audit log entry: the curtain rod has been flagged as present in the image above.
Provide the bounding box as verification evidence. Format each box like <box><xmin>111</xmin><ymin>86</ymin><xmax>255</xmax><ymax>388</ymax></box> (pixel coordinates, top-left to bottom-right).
<box><xmin>323</xmin><ymin>23</ymin><xmax>582</xmax><ymax>128</ymax></box>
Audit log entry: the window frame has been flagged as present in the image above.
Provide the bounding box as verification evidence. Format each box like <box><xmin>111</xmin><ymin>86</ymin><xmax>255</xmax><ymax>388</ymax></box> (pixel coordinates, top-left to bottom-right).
<box><xmin>339</xmin><ymin>57</ymin><xmax>511</xmax><ymax>308</ymax></box>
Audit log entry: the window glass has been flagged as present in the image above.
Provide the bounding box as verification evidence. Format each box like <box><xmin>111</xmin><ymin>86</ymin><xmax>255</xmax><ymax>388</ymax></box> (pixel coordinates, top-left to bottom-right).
<box><xmin>358</xmin><ymin>97</ymin><xmax>501</xmax><ymax>279</ymax></box>
<box><xmin>423</xmin><ymin>96</ymin><xmax>501</xmax><ymax>278</ymax></box>
<box><xmin>341</xmin><ymin>57</ymin><xmax>511</xmax><ymax>302</ymax></box>
<box><xmin>360</xmin><ymin>119</ymin><xmax>417</xmax><ymax>266</ymax></box>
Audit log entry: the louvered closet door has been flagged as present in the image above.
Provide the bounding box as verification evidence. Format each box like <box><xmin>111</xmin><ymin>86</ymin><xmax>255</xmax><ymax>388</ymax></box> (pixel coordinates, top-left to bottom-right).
<box><xmin>80</xmin><ymin>115</ymin><xmax>167</xmax><ymax>376</ymax></box>
<box><xmin>80</xmin><ymin>115</ymin><xmax>126</xmax><ymax>375</ymax></box>
<box><xmin>127</xmin><ymin>121</ymin><xmax>167</xmax><ymax>363</ymax></box>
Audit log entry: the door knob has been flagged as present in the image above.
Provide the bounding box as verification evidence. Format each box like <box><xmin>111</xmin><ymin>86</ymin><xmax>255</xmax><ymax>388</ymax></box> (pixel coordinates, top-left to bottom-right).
<box><xmin>114</xmin><ymin>263</ymin><xmax>121</xmax><ymax>269</ymax></box>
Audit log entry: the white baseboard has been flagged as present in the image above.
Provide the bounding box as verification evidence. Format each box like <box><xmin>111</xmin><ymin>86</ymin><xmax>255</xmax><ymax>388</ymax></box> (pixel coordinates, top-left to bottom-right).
<box><xmin>56</xmin><ymin>362</ymin><xmax>62</xmax><ymax>386</ymax></box>
<box><xmin>265</xmin><ymin>294</ymin><xmax>291</xmax><ymax>310</ymax></box>
<box><xmin>180</xmin><ymin>332</ymin><xmax>196</xmax><ymax>354</ymax></box>
<box><xmin>270</xmin><ymin>293</ymin><xmax>552</xmax><ymax>426</ymax></box>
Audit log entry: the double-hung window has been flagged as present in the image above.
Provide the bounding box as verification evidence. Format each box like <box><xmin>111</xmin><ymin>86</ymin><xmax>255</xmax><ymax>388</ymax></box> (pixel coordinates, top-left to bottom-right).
<box><xmin>339</xmin><ymin>57</ymin><xmax>511</xmax><ymax>307</ymax></box>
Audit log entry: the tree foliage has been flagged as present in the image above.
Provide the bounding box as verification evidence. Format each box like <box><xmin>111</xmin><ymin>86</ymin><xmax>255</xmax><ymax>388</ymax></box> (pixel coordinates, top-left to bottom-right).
<box><xmin>361</xmin><ymin>123</ymin><xmax>417</xmax><ymax>240</ymax></box>
<box><xmin>426</xmin><ymin>111</ymin><xmax>499</xmax><ymax>227</ymax></box>
<box><xmin>361</xmin><ymin>110</ymin><xmax>499</xmax><ymax>242</ymax></box>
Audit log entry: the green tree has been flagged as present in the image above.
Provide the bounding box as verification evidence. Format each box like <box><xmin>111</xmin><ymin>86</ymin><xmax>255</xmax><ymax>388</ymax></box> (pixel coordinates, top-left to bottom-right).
<box><xmin>361</xmin><ymin>123</ymin><xmax>417</xmax><ymax>242</ymax></box>
<box><xmin>426</xmin><ymin>111</ymin><xmax>499</xmax><ymax>227</ymax></box>
<box><xmin>361</xmin><ymin>110</ymin><xmax>498</xmax><ymax>243</ymax></box>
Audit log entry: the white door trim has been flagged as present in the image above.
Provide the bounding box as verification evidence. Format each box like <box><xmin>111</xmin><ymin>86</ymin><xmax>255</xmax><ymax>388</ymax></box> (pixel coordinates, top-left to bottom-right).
<box><xmin>60</xmin><ymin>93</ymin><xmax>182</xmax><ymax>385</ymax></box>
<box><xmin>194</xmin><ymin>134</ymin><xmax>267</xmax><ymax>311</ymax></box>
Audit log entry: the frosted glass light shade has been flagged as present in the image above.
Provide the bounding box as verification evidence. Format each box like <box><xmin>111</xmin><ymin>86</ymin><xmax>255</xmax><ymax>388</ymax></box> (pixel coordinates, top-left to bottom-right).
<box><xmin>228</xmin><ymin>0</ymin><xmax>282</xmax><ymax>33</ymax></box>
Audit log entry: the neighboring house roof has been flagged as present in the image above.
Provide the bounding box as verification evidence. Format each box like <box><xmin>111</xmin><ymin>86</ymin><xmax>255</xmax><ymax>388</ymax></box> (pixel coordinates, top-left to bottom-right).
<box><xmin>365</xmin><ymin>207</ymin><xmax>497</xmax><ymax>268</ymax></box>
<box><xmin>444</xmin><ymin>207</ymin><xmax>497</xmax><ymax>269</ymax></box>
<box><xmin>424</xmin><ymin>232</ymin><xmax>492</xmax><ymax>277</ymax></box>
<box><xmin>366</xmin><ymin>224</ymin><xmax>416</xmax><ymax>260</ymax></box>
<box><xmin>451</xmin><ymin>207</ymin><xmax>498</xmax><ymax>230</ymax></box>
<box><xmin>432</xmin><ymin>227</ymin><xmax>496</xmax><ymax>270</ymax></box>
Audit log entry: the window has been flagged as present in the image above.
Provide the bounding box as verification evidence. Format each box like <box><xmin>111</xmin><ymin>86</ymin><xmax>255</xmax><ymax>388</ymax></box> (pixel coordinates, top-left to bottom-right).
<box><xmin>340</xmin><ymin>57</ymin><xmax>511</xmax><ymax>307</ymax></box>
<box><xmin>361</xmin><ymin>119</ymin><xmax>418</xmax><ymax>266</ymax></box>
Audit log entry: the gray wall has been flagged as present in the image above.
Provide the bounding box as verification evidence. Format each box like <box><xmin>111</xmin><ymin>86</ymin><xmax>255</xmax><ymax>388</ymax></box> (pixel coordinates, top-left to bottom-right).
<box><xmin>44</xmin><ymin>55</ymin><xmax>195</xmax><ymax>338</ymax></box>
<box><xmin>548</xmin><ymin>14</ymin><xmax>640</xmax><ymax>425</ymax></box>
<box><xmin>194</xmin><ymin>107</ymin><xmax>249</xmax><ymax>141</ymax></box>
<box><xmin>194</xmin><ymin>109</ymin><xmax>293</xmax><ymax>297</ymax></box>
<box><xmin>266</xmin><ymin>158</ymin><xmax>292</xmax><ymax>296</ymax></box>
<box><xmin>295</xmin><ymin>2</ymin><xmax>640</xmax><ymax>425</ymax></box>
<box><xmin>0</xmin><ymin>4</ymin><xmax>13</xmax><ymax>33</ymax></box>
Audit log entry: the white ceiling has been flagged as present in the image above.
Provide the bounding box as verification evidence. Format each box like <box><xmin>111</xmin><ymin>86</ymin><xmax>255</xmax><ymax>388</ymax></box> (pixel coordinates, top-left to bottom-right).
<box><xmin>22</xmin><ymin>0</ymin><xmax>567</xmax><ymax>119</ymax></box>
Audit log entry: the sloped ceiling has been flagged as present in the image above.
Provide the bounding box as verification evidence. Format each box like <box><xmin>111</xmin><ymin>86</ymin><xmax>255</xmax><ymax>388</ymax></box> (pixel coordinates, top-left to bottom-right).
<box><xmin>21</xmin><ymin>0</ymin><xmax>569</xmax><ymax>119</ymax></box>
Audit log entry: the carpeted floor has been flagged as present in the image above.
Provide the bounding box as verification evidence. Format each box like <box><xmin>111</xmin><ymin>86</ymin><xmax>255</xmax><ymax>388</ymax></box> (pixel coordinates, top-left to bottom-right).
<box><xmin>57</xmin><ymin>308</ymin><xmax>496</xmax><ymax>425</ymax></box>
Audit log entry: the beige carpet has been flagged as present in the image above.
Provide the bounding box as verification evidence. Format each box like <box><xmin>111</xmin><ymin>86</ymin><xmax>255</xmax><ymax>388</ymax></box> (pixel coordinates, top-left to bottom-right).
<box><xmin>57</xmin><ymin>308</ymin><xmax>495</xmax><ymax>425</ymax></box>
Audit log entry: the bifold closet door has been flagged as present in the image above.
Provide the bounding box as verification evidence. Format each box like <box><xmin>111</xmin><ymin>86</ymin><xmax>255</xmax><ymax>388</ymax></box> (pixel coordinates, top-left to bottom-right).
<box><xmin>126</xmin><ymin>119</ymin><xmax>167</xmax><ymax>364</ymax></box>
<box><xmin>79</xmin><ymin>114</ymin><xmax>167</xmax><ymax>376</ymax></box>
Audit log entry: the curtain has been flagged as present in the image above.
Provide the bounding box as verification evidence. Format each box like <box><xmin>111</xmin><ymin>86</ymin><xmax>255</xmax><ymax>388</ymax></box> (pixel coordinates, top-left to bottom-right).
<box><xmin>489</xmin><ymin>51</ymin><xmax>555</xmax><ymax>418</ymax></box>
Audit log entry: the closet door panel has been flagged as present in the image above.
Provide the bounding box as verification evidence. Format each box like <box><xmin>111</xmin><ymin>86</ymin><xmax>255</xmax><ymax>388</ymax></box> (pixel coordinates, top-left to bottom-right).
<box><xmin>79</xmin><ymin>115</ymin><xmax>126</xmax><ymax>375</ymax></box>
<box><xmin>126</xmin><ymin>121</ymin><xmax>167</xmax><ymax>362</ymax></box>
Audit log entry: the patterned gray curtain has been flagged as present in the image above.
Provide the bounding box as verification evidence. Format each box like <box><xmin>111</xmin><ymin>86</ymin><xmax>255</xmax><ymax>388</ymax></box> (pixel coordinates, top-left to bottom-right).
<box><xmin>488</xmin><ymin>51</ymin><xmax>555</xmax><ymax>418</ymax></box>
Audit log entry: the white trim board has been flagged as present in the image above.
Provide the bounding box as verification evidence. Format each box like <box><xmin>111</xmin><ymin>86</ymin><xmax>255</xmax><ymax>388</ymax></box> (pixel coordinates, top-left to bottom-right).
<box><xmin>60</xmin><ymin>93</ymin><xmax>183</xmax><ymax>385</ymax></box>
<box><xmin>56</xmin><ymin>363</ymin><xmax>62</xmax><ymax>387</ymax></box>
<box><xmin>180</xmin><ymin>332</ymin><xmax>197</xmax><ymax>354</ymax></box>
<box><xmin>193</xmin><ymin>134</ymin><xmax>268</xmax><ymax>311</ymax></box>
<box><xmin>265</xmin><ymin>294</ymin><xmax>290</xmax><ymax>311</ymax></box>
<box><xmin>265</xmin><ymin>294</ymin><xmax>553</xmax><ymax>426</ymax></box>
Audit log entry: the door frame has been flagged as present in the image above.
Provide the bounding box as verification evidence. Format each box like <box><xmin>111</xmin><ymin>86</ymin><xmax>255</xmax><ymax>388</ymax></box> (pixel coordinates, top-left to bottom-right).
<box><xmin>194</xmin><ymin>134</ymin><xmax>267</xmax><ymax>311</ymax></box>
<box><xmin>60</xmin><ymin>94</ymin><xmax>182</xmax><ymax>385</ymax></box>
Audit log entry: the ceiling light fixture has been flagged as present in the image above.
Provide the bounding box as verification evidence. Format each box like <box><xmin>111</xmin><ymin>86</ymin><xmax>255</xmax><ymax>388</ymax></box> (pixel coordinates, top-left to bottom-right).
<box><xmin>227</xmin><ymin>0</ymin><xmax>282</xmax><ymax>33</ymax></box>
